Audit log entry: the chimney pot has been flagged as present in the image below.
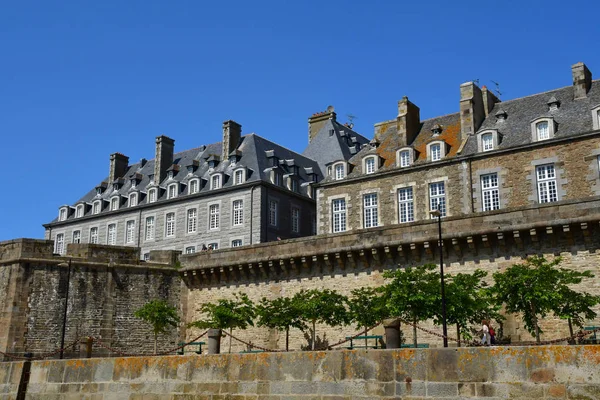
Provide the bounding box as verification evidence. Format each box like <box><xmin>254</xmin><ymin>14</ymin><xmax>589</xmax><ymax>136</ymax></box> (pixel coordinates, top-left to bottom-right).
<box><xmin>154</xmin><ymin>135</ymin><xmax>175</xmax><ymax>184</ymax></box>
<box><xmin>572</xmin><ymin>62</ymin><xmax>592</xmax><ymax>99</ymax></box>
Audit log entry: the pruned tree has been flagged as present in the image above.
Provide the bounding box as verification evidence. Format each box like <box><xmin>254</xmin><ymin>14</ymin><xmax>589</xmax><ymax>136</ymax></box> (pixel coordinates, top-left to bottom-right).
<box><xmin>554</xmin><ymin>277</ymin><xmax>600</xmax><ymax>341</ymax></box>
<box><xmin>293</xmin><ymin>289</ymin><xmax>350</xmax><ymax>350</ymax></box>
<box><xmin>256</xmin><ymin>296</ymin><xmax>306</xmax><ymax>351</ymax></box>
<box><xmin>188</xmin><ymin>293</ymin><xmax>255</xmax><ymax>353</ymax></box>
<box><xmin>383</xmin><ymin>265</ymin><xmax>440</xmax><ymax>347</ymax></box>
<box><xmin>347</xmin><ymin>286</ymin><xmax>390</xmax><ymax>348</ymax></box>
<box><xmin>491</xmin><ymin>256</ymin><xmax>598</xmax><ymax>343</ymax></box>
<box><xmin>134</xmin><ymin>299</ymin><xmax>180</xmax><ymax>354</ymax></box>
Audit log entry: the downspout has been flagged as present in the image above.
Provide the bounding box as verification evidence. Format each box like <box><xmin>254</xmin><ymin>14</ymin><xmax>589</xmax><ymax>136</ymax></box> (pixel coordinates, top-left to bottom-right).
<box><xmin>249</xmin><ymin>185</ymin><xmax>257</xmax><ymax>245</ymax></box>
<box><xmin>136</xmin><ymin>208</ymin><xmax>143</xmax><ymax>260</ymax></box>
<box><xmin>469</xmin><ymin>158</ymin><xmax>475</xmax><ymax>214</ymax></box>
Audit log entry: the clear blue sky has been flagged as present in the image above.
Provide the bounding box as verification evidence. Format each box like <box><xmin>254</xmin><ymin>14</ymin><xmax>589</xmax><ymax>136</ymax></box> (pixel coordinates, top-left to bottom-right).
<box><xmin>1</xmin><ymin>0</ymin><xmax>598</xmax><ymax>241</ymax></box>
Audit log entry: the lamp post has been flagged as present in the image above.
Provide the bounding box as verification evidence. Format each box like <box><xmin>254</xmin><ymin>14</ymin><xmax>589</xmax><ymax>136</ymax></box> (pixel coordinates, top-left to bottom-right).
<box><xmin>57</xmin><ymin>258</ymin><xmax>72</xmax><ymax>359</ymax></box>
<box><xmin>430</xmin><ymin>205</ymin><xmax>448</xmax><ymax>348</ymax></box>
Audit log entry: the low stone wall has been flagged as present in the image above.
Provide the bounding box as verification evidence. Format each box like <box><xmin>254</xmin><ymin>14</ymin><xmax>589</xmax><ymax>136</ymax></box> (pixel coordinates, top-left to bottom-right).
<box><xmin>20</xmin><ymin>346</ymin><xmax>600</xmax><ymax>399</ymax></box>
<box><xmin>0</xmin><ymin>361</ymin><xmax>22</xmax><ymax>399</ymax></box>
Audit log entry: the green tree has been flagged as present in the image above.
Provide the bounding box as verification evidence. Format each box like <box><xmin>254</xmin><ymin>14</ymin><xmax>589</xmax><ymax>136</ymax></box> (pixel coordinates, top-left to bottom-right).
<box><xmin>383</xmin><ymin>265</ymin><xmax>440</xmax><ymax>347</ymax></box>
<box><xmin>134</xmin><ymin>299</ymin><xmax>180</xmax><ymax>354</ymax></box>
<box><xmin>256</xmin><ymin>296</ymin><xmax>306</xmax><ymax>351</ymax></box>
<box><xmin>188</xmin><ymin>293</ymin><xmax>255</xmax><ymax>353</ymax></box>
<box><xmin>443</xmin><ymin>270</ymin><xmax>502</xmax><ymax>346</ymax></box>
<box><xmin>555</xmin><ymin>278</ymin><xmax>600</xmax><ymax>341</ymax></box>
<box><xmin>491</xmin><ymin>256</ymin><xmax>598</xmax><ymax>342</ymax></box>
<box><xmin>347</xmin><ymin>287</ymin><xmax>390</xmax><ymax>348</ymax></box>
<box><xmin>293</xmin><ymin>289</ymin><xmax>350</xmax><ymax>350</ymax></box>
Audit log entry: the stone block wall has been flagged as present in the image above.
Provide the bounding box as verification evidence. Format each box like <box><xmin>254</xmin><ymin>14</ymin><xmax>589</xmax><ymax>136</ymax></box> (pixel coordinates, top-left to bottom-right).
<box><xmin>21</xmin><ymin>346</ymin><xmax>600</xmax><ymax>399</ymax></box>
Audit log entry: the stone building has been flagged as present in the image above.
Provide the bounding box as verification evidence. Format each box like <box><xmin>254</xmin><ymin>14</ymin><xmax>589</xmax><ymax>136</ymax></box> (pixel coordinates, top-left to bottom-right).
<box><xmin>43</xmin><ymin>117</ymin><xmax>368</xmax><ymax>259</ymax></box>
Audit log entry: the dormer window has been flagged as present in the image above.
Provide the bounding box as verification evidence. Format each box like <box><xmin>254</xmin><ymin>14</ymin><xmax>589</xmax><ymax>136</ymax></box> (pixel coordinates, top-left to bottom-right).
<box><xmin>427</xmin><ymin>141</ymin><xmax>446</xmax><ymax>162</ymax></box>
<box><xmin>129</xmin><ymin>193</ymin><xmax>138</xmax><ymax>207</ymax></box>
<box><xmin>189</xmin><ymin>179</ymin><xmax>199</xmax><ymax>194</ymax></box>
<box><xmin>96</xmin><ymin>187</ymin><xmax>103</xmax><ymax>195</ymax></box>
<box><xmin>113</xmin><ymin>183</ymin><xmax>120</xmax><ymax>192</ymax></box>
<box><xmin>93</xmin><ymin>201</ymin><xmax>101</xmax><ymax>214</ymax></box>
<box><xmin>148</xmin><ymin>188</ymin><xmax>157</xmax><ymax>203</ymax></box>
<box><xmin>477</xmin><ymin>130</ymin><xmax>500</xmax><ymax>152</ymax></box>
<box><xmin>272</xmin><ymin>170</ymin><xmax>282</xmax><ymax>186</ymax></box>
<box><xmin>167</xmin><ymin>183</ymin><xmax>178</xmax><ymax>199</ymax></box>
<box><xmin>59</xmin><ymin>208</ymin><xmax>67</xmax><ymax>221</ymax></box>
<box><xmin>234</xmin><ymin>169</ymin><xmax>245</xmax><ymax>185</ymax></box>
<box><xmin>364</xmin><ymin>156</ymin><xmax>378</xmax><ymax>174</ymax></box>
<box><xmin>531</xmin><ymin>117</ymin><xmax>556</xmax><ymax>142</ymax></box>
<box><xmin>333</xmin><ymin>163</ymin><xmax>346</xmax><ymax>180</ymax></box>
<box><xmin>110</xmin><ymin>197</ymin><xmax>119</xmax><ymax>211</ymax></box>
<box><xmin>397</xmin><ymin>148</ymin><xmax>414</xmax><ymax>168</ymax></box>
<box><xmin>592</xmin><ymin>106</ymin><xmax>600</xmax><ymax>131</ymax></box>
<box><xmin>75</xmin><ymin>204</ymin><xmax>84</xmax><ymax>218</ymax></box>
<box><xmin>130</xmin><ymin>179</ymin><xmax>137</xmax><ymax>189</ymax></box>
<box><xmin>211</xmin><ymin>174</ymin><xmax>221</xmax><ymax>190</ymax></box>
<box><xmin>289</xmin><ymin>177</ymin><xmax>299</xmax><ymax>193</ymax></box>
<box><xmin>167</xmin><ymin>171</ymin><xmax>174</xmax><ymax>180</ymax></box>
<box><xmin>431</xmin><ymin>124</ymin><xmax>443</xmax><ymax>136</ymax></box>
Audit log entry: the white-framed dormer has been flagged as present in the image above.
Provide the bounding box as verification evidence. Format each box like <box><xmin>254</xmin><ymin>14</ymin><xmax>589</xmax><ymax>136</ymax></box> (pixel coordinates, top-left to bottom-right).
<box><xmin>531</xmin><ymin>117</ymin><xmax>556</xmax><ymax>142</ymax></box>
<box><xmin>270</xmin><ymin>169</ymin><xmax>282</xmax><ymax>186</ymax></box>
<box><xmin>148</xmin><ymin>187</ymin><xmax>158</xmax><ymax>203</ymax></box>
<box><xmin>592</xmin><ymin>105</ymin><xmax>600</xmax><ymax>131</ymax></box>
<box><xmin>363</xmin><ymin>155</ymin><xmax>379</xmax><ymax>175</ymax></box>
<box><xmin>210</xmin><ymin>173</ymin><xmax>222</xmax><ymax>190</ymax></box>
<box><xmin>167</xmin><ymin>183</ymin><xmax>178</xmax><ymax>199</ymax></box>
<box><xmin>396</xmin><ymin>147</ymin><xmax>415</xmax><ymax>168</ymax></box>
<box><xmin>332</xmin><ymin>161</ymin><xmax>347</xmax><ymax>180</ymax></box>
<box><xmin>58</xmin><ymin>207</ymin><xmax>68</xmax><ymax>221</ymax></box>
<box><xmin>129</xmin><ymin>192</ymin><xmax>138</xmax><ymax>207</ymax></box>
<box><xmin>110</xmin><ymin>196</ymin><xmax>120</xmax><ymax>211</ymax></box>
<box><xmin>188</xmin><ymin>178</ymin><xmax>200</xmax><ymax>194</ymax></box>
<box><xmin>477</xmin><ymin>130</ymin><xmax>501</xmax><ymax>152</ymax></box>
<box><xmin>92</xmin><ymin>200</ymin><xmax>102</xmax><ymax>215</ymax></box>
<box><xmin>427</xmin><ymin>140</ymin><xmax>447</xmax><ymax>162</ymax></box>
<box><xmin>233</xmin><ymin>168</ymin><xmax>246</xmax><ymax>185</ymax></box>
<box><xmin>75</xmin><ymin>203</ymin><xmax>84</xmax><ymax>218</ymax></box>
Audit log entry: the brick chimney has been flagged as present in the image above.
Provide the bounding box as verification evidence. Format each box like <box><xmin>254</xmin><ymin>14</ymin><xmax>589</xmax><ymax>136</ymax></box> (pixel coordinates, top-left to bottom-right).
<box><xmin>222</xmin><ymin>120</ymin><xmax>242</xmax><ymax>161</ymax></box>
<box><xmin>396</xmin><ymin>96</ymin><xmax>420</xmax><ymax>146</ymax></box>
<box><xmin>481</xmin><ymin>86</ymin><xmax>501</xmax><ymax>117</ymax></box>
<box><xmin>572</xmin><ymin>62</ymin><xmax>592</xmax><ymax>100</ymax></box>
<box><xmin>460</xmin><ymin>82</ymin><xmax>486</xmax><ymax>137</ymax></box>
<box><xmin>154</xmin><ymin>135</ymin><xmax>175</xmax><ymax>184</ymax></box>
<box><xmin>308</xmin><ymin>106</ymin><xmax>336</xmax><ymax>143</ymax></box>
<box><xmin>109</xmin><ymin>153</ymin><xmax>129</xmax><ymax>184</ymax></box>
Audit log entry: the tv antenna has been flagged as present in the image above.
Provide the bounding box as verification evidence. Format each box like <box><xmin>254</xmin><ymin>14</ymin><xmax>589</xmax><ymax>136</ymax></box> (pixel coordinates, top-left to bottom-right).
<box><xmin>491</xmin><ymin>80</ymin><xmax>502</xmax><ymax>97</ymax></box>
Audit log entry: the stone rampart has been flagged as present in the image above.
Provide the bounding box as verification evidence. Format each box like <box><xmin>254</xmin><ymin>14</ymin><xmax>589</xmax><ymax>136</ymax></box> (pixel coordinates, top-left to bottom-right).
<box><xmin>18</xmin><ymin>346</ymin><xmax>600</xmax><ymax>399</ymax></box>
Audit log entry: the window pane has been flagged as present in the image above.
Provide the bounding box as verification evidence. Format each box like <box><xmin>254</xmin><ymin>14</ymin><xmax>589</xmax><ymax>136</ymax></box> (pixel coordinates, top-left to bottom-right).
<box><xmin>398</xmin><ymin>187</ymin><xmax>414</xmax><ymax>223</ymax></box>
<box><xmin>364</xmin><ymin>193</ymin><xmax>378</xmax><ymax>228</ymax></box>
<box><xmin>332</xmin><ymin>199</ymin><xmax>346</xmax><ymax>233</ymax></box>
<box><xmin>429</xmin><ymin>182</ymin><xmax>446</xmax><ymax>217</ymax></box>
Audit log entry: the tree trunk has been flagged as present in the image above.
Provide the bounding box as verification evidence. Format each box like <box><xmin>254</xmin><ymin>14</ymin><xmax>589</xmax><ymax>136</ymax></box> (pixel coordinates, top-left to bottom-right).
<box><xmin>412</xmin><ymin>317</ymin><xmax>418</xmax><ymax>348</ymax></box>
<box><xmin>229</xmin><ymin>328</ymin><xmax>233</xmax><ymax>353</ymax></box>
<box><xmin>154</xmin><ymin>332</ymin><xmax>157</xmax><ymax>355</ymax></box>
<box><xmin>285</xmin><ymin>327</ymin><xmax>289</xmax><ymax>352</ymax></box>
<box><xmin>456</xmin><ymin>324</ymin><xmax>461</xmax><ymax>348</ymax></box>
<box><xmin>530</xmin><ymin>303</ymin><xmax>540</xmax><ymax>343</ymax></box>
<box><xmin>312</xmin><ymin>320</ymin><xmax>316</xmax><ymax>350</ymax></box>
<box><xmin>364</xmin><ymin>326</ymin><xmax>368</xmax><ymax>348</ymax></box>
<box><xmin>568</xmin><ymin>318</ymin><xmax>574</xmax><ymax>344</ymax></box>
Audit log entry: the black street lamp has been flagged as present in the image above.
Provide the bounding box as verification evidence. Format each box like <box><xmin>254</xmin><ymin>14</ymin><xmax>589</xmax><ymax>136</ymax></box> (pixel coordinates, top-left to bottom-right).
<box><xmin>430</xmin><ymin>205</ymin><xmax>448</xmax><ymax>348</ymax></box>
<box><xmin>57</xmin><ymin>258</ymin><xmax>72</xmax><ymax>359</ymax></box>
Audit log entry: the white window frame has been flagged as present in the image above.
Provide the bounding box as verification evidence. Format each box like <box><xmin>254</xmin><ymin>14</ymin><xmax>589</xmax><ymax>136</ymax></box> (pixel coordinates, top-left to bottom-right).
<box><xmin>148</xmin><ymin>188</ymin><xmax>157</xmax><ymax>203</ymax></box>
<box><xmin>72</xmin><ymin>230</ymin><xmax>81</xmax><ymax>244</ymax></box>
<box><xmin>55</xmin><ymin>233</ymin><xmax>65</xmax><ymax>255</ymax></box>
<box><xmin>268</xmin><ymin>200</ymin><xmax>278</xmax><ymax>227</ymax></box>
<box><xmin>482</xmin><ymin>133</ymin><xmax>494</xmax><ymax>151</ymax></box>
<box><xmin>481</xmin><ymin>173</ymin><xmax>500</xmax><ymax>211</ymax></box>
<box><xmin>185</xmin><ymin>246</ymin><xmax>196</xmax><ymax>254</ymax></box>
<box><xmin>232</xmin><ymin>199</ymin><xmax>244</xmax><ymax>226</ymax></box>
<box><xmin>290</xmin><ymin>178</ymin><xmax>299</xmax><ymax>193</ymax></box>
<box><xmin>129</xmin><ymin>193</ymin><xmax>138</xmax><ymax>207</ymax></box>
<box><xmin>364</xmin><ymin>156</ymin><xmax>377</xmax><ymax>174</ymax></box>
<box><xmin>207</xmin><ymin>242</ymin><xmax>219</xmax><ymax>250</ymax></box>
<box><xmin>59</xmin><ymin>208</ymin><xmax>67</xmax><ymax>221</ymax></box>
<box><xmin>209</xmin><ymin>204</ymin><xmax>220</xmax><ymax>230</ymax></box>
<box><xmin>89</xmin><ymin>227</ymin><xmax>98</xmax><ymax>244</ymax></box>
<box><xmin>272</xmin><ymin>170</ymin><xmax>282</xmax><ymax>186</ymax></box>
<box><xmin>110</xmin><ymin>197</ymin><xmax>119</xmax><ymax>211</ymax></box>
<box><xmin>167</xmin><ymin>183</ymin><xmax>178</xmax><ymax>199</ymax></box>
<box><xmin>397</xmin><ymin>149</ymin><xmax>413</xmax><ymax>168</ymax></box>
<box><xmin>234</xmin><ymin>169</ymin><xmax>245</xmax><ymax>185</ymax></box>
<box><xmin>211</xmin><ymin>174</ymin><xmax>221</xmax><ymax>190</ymax></box>
<box><xmin>531</xmin><ymin>117</ymin><xmax>555</xmax><ymax>142</ymax></box>
<box><xmin>189</xmin><ymin>179</ymin><xmax>200</xmax><ymax>194</ymax></box>
<box><xmin>75</xmin><ymin>205</ymin><xmax>84</xmax><ymax>218</ymax></box>
<box><xmin>165</xmin><ymin>212</ymin><xmax>176</xmax><ymax>237</ymax></box>
<box><xmin>333</xmin><ymin>163</ymin><xmax>346</xmax><ymax>180</ymax></box>
<box><xmin>429</xmin><ymin>181</ymin><xmax>446</xmax><ymax>217</ymax></box>
<box><xmin>363</xmin><ymin>193</ymin><xmax>378</xmax><ymax>229</ymax></box>
<box><xmin>231</xmin><ymin>239</ymin><xmax>243</xmax><ymax>248</ymax></box>
<box><xmin>93</xmin><ymin>201</ymin><xmax>101</xmax><ymax>215</ymax></box>
<box><xmin>187</xmin><ymin>208</ymin><xmax>197</xmax><ymax>234</ymax></box>
<box><xmin>592</xmin><ymin>106</ymin><xmax>600</xmax><ymax>131</ymax></box>
<box><xmin>428</xmin><ymin>141</ymin><xmax>445</xmax><ymax>162</ymax></box>
<box><xmin>536</xmin><ymin>164</ymin><xmax>558</xmax><ymax>203</ymax></box>
<box><xmin>107</xmin><ymin>224</ymin><xmax>117</xmax><ymax>245</ymax></box>
<box><xmin>398</xmin><ymin>187</ymin><xmax>414</xmax><ymax>223</ymax></box>
<box><xmin>125</xmin><ymin>220</ymin><xmax>136</xmax><ymax>244</ymax></box>
<box><xmin>145</xmin><ymin>216</ymin><xmax>155</xmax><ymax>241</ymax></box>
<box><xmin>291</xmin><ymin>207</ymin><xmax>300</xmax><ymax>233</ymax></box>
<box><xmin>332</xmin><ymin>198</ymin><xmax>346</xmax><ymax>233</ymax></box>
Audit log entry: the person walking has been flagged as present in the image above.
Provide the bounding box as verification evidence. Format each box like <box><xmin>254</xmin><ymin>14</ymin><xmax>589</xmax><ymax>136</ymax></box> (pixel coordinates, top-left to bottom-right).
<box><xmin>481</xmin><ymin>320</ymin><xmax>491</xmax><ymax>346</ymax></box>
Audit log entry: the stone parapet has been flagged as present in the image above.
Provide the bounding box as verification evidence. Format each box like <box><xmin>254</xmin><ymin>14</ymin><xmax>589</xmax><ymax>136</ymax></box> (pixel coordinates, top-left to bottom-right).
<box><xmin>66</xmin><ymin>243</ymin><xmax>140</xmax><ymax>263</ymax></box>
<box><xmin>0</xmin><ymin>238</ymin><xmax>54</xmax><ymax>263</ymax></box>
<box><xmin>21</xmin><ymin>346</ymin><xmax>600</xmax><ymax>399</ymax></box>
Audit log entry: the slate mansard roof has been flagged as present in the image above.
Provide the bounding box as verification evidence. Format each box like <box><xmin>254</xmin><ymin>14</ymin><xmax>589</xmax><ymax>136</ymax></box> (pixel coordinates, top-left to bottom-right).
<box><xmin>47</xmin><ymin>133</ymin><xmax>323</xmax><ymax>224</ymax></box>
